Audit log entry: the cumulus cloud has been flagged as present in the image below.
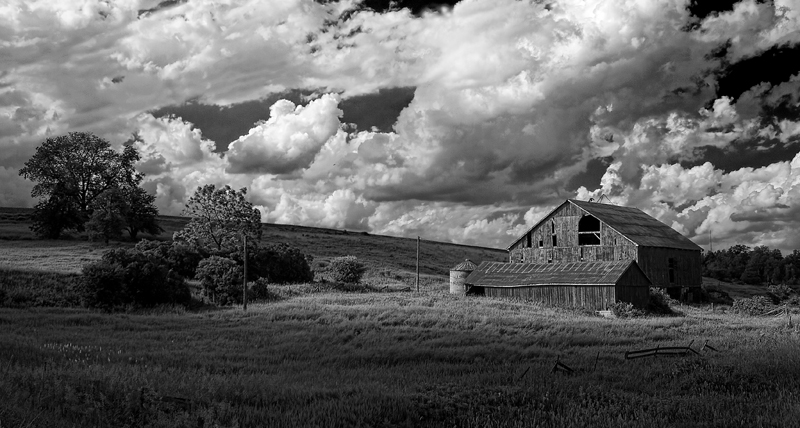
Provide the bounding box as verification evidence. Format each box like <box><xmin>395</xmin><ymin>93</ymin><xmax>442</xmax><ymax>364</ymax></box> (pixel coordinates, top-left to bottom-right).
<box><xmin>226</xmin><ymin>94</ymin><xmax>343</xmax><ymax>174</ymax></box>
<box><xmin>3</xmin><ymin>0</ymin><xmax>800</xmax><ymax>253</ymax></box>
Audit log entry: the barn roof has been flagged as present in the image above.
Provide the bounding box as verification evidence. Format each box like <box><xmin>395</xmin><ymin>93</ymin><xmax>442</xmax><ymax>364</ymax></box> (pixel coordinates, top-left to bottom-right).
<box><xmin>569</xmin><ymin>199</ymin><xmax>702</xmax><ymax>251</ymax></box>
<box><xmin>465</xmin><ymin>260</ymin><xmax>651</xmax><ymax>287</ymax></box>
<box><xmin>507</xmin><ymin>199</ymin><xmax>702</xmax><ymax>251</ymax></box>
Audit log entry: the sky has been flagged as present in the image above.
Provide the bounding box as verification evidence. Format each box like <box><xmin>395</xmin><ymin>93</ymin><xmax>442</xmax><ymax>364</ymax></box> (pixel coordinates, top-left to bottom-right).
<box><xmin>1</xmin><ymin>0</ymin><xmax>800</xmax><ymax>252</ymax></box>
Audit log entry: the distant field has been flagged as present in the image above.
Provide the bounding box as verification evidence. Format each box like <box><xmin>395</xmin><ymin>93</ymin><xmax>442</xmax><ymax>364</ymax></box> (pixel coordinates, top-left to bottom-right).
<box><xmin>0</xmin><ymin>207</ymin><xmax>507</xmax><ymax>280</ymax></box>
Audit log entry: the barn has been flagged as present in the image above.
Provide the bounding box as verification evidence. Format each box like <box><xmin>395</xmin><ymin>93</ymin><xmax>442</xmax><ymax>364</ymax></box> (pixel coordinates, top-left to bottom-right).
<box><xmin>466</xmin><ymin>260</ymin><xmax>651</xmax><ymax>309</ymax></box>
<box><xmin>463</xmin><ymin>199</ymin><xmax>703</xmax><ymax>307</ymax></box>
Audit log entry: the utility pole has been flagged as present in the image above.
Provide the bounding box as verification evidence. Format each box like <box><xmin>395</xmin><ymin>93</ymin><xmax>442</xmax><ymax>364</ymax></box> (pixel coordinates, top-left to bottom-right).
<box><xmin>243</xmin><ymin>233</ymin><xmax>248</xmax><ymax>311</ymax></box>
<box><xmin>709</xmin><ymin>228</ymin><xmax>713</xmax><ymax>252</ymax></box>
<box><xmin>416</xmin><ymin>236</ymin><xmax>420</xmax><ymax>293</ymax></box>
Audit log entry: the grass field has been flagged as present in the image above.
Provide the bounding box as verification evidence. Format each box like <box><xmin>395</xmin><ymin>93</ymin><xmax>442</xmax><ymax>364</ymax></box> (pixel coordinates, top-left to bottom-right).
<box><xmin>2</xmin><ymin>207</ymin><xmax>800</xmax><ymax>426</ymax></box>
<box><xmin>2</xmin><ymin>292</ymin><xmax>800</xmax><ymax>427</ymax></box>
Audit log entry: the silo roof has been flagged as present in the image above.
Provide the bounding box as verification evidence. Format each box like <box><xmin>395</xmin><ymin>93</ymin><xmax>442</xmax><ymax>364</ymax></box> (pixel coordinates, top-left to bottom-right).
<box><xmin>451</xmin><ymin>259</ymin><xmax>478</xmax><ymax>271</ymax></box>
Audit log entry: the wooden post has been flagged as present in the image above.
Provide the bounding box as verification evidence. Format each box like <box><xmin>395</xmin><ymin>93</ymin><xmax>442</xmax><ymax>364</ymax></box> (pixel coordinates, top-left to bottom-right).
<box><xmin>243</xmin><ymin>234</ymin><xmax>247</xmax><ymax>311</ymax></box>
<box><xmin>416</xmin><ymin>236</ymin><xmax>420</xmax><ymax>293</ymax></box>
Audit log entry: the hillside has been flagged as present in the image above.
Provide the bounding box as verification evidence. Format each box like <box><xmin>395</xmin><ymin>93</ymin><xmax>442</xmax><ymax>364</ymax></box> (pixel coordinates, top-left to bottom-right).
<box><xmin>0</xmin><ymin>207</ymin><xmax>507</xmax><ymax>280</ymax></box>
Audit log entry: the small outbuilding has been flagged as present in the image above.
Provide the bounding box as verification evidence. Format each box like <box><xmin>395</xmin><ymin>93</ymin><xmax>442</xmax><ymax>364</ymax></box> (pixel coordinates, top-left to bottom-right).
<box><xmin>465</xmin><ymin>260</ymin><xmax>651</xmax><ymax>309</ymax></box>
<box><xmin>449</xmin><ymin>259</ymin><xmax>477</xmax><ymax>294</ymax></box>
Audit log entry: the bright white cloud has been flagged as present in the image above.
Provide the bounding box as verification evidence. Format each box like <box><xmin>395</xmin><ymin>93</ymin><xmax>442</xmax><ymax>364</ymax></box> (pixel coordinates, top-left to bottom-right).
<box><xmin>2</xmin><ymin>0</ymin><xmax>800</xmax><ymax>253</ymax></box>
<box><xmin>226</xmin><ymin>94</ymin><xmax>343</xmax><ymax>174</ymax></box>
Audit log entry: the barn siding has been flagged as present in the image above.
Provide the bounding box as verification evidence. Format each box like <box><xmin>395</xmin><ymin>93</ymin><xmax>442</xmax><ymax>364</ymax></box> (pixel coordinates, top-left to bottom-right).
<box><xmin>484</xmin><ymin>285</ymin><xmax>617</xmax><ymax>309</ymax></box>
<box><xmin>509</xmin><ymin>203</ymin><xmax>637</xmax><ymax>264</ymax></box>
<box><xmin>636</xmin><ymin>247</ymin><xmax>702</xmax><ymax>288</ymax></box>
<box><xmin>505</xmin><ymin>200</ymin><xmax>702</xmax><ymax>302</ymax></box>
<box><xmin>614</xmin><ymin>286</ymin><xmax>649</xmax><ymax>307</ymax></box>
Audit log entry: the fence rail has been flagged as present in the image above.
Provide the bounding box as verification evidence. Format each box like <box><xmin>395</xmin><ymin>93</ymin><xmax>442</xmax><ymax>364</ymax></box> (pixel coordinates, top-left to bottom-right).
<box><xmin>625</xmin><ymin>341</ymin><xmax>702</xmax><ymax>360</ymax></box>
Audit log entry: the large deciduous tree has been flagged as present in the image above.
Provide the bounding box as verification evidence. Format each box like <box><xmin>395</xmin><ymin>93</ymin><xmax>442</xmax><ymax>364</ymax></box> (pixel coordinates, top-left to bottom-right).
<box><xmin>174</xmin><ymin>185</ymin><xmax>262</xmax><ymax>253</ymax></box>
<box><xmin>19</xmin><ymin>132</ymin><xmax>161</xmax><ymax>240</ymax></box>
<box><xmin>20</xmin><ymin>132</ymin><xmax>132</xmax><ymax>215</ymax></box>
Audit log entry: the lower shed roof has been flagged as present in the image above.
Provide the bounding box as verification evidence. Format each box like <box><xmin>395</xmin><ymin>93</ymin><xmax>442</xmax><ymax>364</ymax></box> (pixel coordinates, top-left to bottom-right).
<box><xmin>465</xmin><ymin>260</ymin><xmax>651</xmax><ymax>287</ymax></box>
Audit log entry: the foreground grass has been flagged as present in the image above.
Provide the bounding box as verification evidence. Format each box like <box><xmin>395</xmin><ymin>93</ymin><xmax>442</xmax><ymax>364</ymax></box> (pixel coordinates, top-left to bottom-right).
<box><xmin>2</xmin><ymin>289</ymin><xmax>799</xmax><ymax>427</ymax></box>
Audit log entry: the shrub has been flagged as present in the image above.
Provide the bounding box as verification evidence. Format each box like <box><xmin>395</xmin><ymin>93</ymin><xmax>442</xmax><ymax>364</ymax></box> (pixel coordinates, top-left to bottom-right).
<box><xmin>196</xmin><ymin>256</ymin><xmax>243</xmax><ymax>305</ymax></box>
<box><xmin>610</xmin><ymin>301</ymin><xmax>644</xmax><ymax>318</ymax></box>
<box><xmin>647</xmin><ymin>287</ymin><xmax>675</xmax><ymax>314</ymax></box>
<box><xmin>327</xmin><ymin>256</ymin><xmax>366</xmax><ymax>284</ymax></box>
<box><xmin>134</xmin><ymin>239</ymin><xmax>204</xmax><ymax>279</ymax></box>
<box><xmin>80</xmin><ymin>261</ymin><xmax>127</xmax><ymax>310</ymax></box>
<box><xmin>80</xmin><ymin>248</ymin><xmax>190</xmax><ymax>310</ymax></box>
<box><xmin>731</xmin><ymin>296</ymin><xmax>774</xmax><ymax>316</ymax></box>
<box><xmin>767</xmin><ymin>284</ymin><xmax>793</xmax><ymax>302</ymax></box>
<box><xmin>245</xmin><ymin>243</ymin><xmax>314</xmax><ymax>284</ymax></box>
<box><xmin>248</xmin><ymin>277</ymin><xmax>280</xmax><ymax>302</ymax></box>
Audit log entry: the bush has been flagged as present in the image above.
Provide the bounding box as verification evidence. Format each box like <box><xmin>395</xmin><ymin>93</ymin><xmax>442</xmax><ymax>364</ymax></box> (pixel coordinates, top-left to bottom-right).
<box><xmin>610</xmin><ymin>301</ymin><xmax>644</xmax><ymax>318</ymax></box>
<box><xmin>245</xmin><ymin>243</ymin><xmax>314</xmax><ymax>284</ymax></box>
<box><xmin>327</xmin><ymin>256</ymin><xmax>366</xmax><ymax>284</ymax></box>
<box><xmin>647</xmin><ymin>287</ymin><xmax>675</xmax><ymax>315</ymax></box>
<box><xmin>767</xmin><ymin>284</ymin><xmax>793</xmax><ymax>302</ymax></box>
<box><xmin>731</xmin><ymin>295</ymin><xmax>774</xmax><ymax>316</ymax></box>
<box><xmin>248</xmin><ymin>277</ymin><xmax>281</xmax><ymax>302</ymax></box>
<box><xmin>134</xmin><ymin>239</ymin><xmax>204</xmax><ymax>279</ymax></box>
<box><xmin>80</xmin><ymin>261</ymin><xmax>127</xmax><ymax>310</ymax></box>
<box><xmin>196</xmin><ymin>256</ymin><xmax>243</xmax><ymax>305</ymax></box>
<box><xmin>80</xmin><ymin>248</ymin><xmax>190</xmax><ymax>310</ymax></box>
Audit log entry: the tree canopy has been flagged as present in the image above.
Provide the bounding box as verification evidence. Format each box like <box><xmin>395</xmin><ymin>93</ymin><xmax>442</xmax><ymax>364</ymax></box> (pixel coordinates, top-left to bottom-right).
<box><xmin>20</xmin><ymin>132</ymin><xmax>161</xmax><ymax>240</ymax></box>
<box><xmin>19</xmin><ymin>132</ymin><xmax>137</xmax><ymax>214</ymax></box>
<box><xmin>174</xmin><ymin>185</ymin><xmax>262</xmax><ymax>253</ymax></box>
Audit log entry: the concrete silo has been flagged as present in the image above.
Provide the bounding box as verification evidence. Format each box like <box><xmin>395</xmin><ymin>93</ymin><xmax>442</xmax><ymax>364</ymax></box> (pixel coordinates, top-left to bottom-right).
<box><xmin>449</xmin><ymin>259</ymin><xmax>477</xmax><ymax>294</ymax></box>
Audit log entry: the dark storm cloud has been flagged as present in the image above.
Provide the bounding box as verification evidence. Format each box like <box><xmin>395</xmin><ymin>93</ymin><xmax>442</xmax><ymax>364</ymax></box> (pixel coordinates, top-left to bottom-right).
<box><xmin>687</xmin><ymin>142</ymin><xmax>800</xmax><ymax>173</ymax></box>
<box><xmin>566</xmin><ymin>157</ymin><xmax>613</xmax><ymax>192</ymax></box>
<box><xmin>685</xmin><ymin>0</ymin><xmax>745</xmax><ymax>23</ymax></box>
<box><xmin>361</xmin><ymin>0</ymin><xmax>462</xmax><ymax>15</ymax></box>
<box><xmin>316</xmin><ymin>0</ymin><xmax>462</xmax><ymax>16</ymax></box>
<box><xmin>713</xmin><ymin>43</ymin><xmax>800</xmax><ymax>102</ymax></box>
<box><xmin>137</xmin><ymin>0</ymin><xmax>188</xmax><ymax>18</ymax></box>
<box><xmin>340</xmin><ymin>87</ymin><xmax>416</xmax><ymax>132</ymax></box>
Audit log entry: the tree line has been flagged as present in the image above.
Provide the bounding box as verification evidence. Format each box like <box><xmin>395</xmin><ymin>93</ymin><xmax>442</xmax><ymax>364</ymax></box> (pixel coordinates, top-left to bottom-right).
<box><xmin>703</xmin><ymin>245</ymin><xmax>800</xmax><ymax>285</ymax></box>
<box><xmin>17</xmin><ymin>132</ymin><xmax>363</xmax><ymax>310</ymax></box>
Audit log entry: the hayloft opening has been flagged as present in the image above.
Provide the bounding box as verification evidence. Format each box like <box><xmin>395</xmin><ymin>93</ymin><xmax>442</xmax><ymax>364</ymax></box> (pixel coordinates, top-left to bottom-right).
<box><xmin>578</xmin><ymin>215</ymin><xmax>601</xmax><ymax>246</ymax></box>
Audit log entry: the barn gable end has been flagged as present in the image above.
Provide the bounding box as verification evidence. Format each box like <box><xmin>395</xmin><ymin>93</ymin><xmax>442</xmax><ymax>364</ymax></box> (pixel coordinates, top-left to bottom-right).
<box><xmin>506</xmin><ymin>199</ymin><xmax>703</xmax><ymax>294</ymax></box>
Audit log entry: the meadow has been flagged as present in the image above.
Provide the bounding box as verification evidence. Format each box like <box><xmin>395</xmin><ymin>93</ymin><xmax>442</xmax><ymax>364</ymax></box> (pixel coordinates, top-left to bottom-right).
<box><xmin>1</xmin><ymin>208</ymin><xmax>800</xmax><ymax>427</ymax></box>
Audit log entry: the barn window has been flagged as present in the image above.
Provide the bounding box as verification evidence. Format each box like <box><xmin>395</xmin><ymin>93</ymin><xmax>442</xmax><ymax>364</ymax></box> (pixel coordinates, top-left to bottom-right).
<box><xmin>668</xmin><ymin>258</ymin><xmax>676</xmax><ymax>284</ymax></box>
<box><xmin>551</xmin><ymin>221</ymin><xmax>558</xmax><ymax>247</ymax></box>
<box><xmin>526</xmin><ymin>232</ymin><xmax>532</xmax><ymax>248</ymax></box>
<box><xmin>578</xmin><ymin>215</ymin><xmax>601</xmax><ymax>246</ymax></box>
<box><xmin>538</xmin><ymin>238</ymin><xmax>543</xmax><ymax>248</ymax></box>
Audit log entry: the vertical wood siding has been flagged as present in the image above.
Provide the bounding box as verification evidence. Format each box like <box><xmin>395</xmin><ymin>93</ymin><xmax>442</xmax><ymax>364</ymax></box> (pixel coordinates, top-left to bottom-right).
<box><xmin>509</xmin><ymin>203</ymin><xmax>637</xmax><ymax>264</ymax></box>
<box><xmin>636</xmin><ymin>247</ymin><xmax>702</xmax><ymax>287</ymax></box>
<box><xmin>484</xmin><ymin>285</ymin><xmax>617</xmax><ymax>309</ymax></box>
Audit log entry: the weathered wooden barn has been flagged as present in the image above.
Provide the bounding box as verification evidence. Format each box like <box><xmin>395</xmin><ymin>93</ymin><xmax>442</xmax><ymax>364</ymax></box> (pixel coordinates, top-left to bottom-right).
<box><xmin>465</xmin><ymin>260</ymin><xmax>651</xmax><ymax>309</ymax></box>
<box><xmin>502</xmin><ymin>199</ymin><xmax>703</xmax><ymax>300</ymax></box>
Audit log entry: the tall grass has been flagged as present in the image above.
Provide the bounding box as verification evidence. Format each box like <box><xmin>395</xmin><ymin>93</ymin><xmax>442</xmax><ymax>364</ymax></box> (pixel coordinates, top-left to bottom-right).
<box><xmin>1</xmin><ymin>291</ymin><xmax>799</xmax><ymax>427</ymax></box>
